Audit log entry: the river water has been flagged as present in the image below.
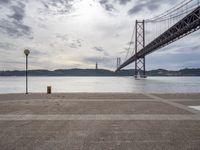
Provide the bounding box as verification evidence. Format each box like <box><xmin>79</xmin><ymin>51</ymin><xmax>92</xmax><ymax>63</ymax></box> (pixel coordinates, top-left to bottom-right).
<box><xmin>0</xmin><ymin>76</ymin><xmax>200</xmax><ymax>93</ymax></box>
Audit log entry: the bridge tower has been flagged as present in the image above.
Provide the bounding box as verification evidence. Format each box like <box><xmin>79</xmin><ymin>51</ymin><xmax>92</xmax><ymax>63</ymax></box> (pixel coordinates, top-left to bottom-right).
<box><xmin>135</xmin><ymin>20</ymin><xmax>146</xmax><ymax>78</ymax></box>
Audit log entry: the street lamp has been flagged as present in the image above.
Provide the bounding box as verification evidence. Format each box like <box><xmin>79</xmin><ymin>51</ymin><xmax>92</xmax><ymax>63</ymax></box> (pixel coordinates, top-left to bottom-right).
<box><xmin>24</xmin><ymin>49</ymin><xmax>30</xmax><ymax>94</ymax></box>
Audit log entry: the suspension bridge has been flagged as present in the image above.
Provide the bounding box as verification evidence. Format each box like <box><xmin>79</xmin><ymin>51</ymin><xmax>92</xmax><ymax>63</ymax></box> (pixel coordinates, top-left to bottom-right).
<box><xmin>116</xmin><ymin>0</ymin><xmax>200</xmax><ymax>78</ymax></box>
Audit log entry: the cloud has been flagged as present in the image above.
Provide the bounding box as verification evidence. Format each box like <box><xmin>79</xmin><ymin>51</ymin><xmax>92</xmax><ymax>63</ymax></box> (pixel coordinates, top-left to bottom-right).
<box><xmin>68</xmin><ymin>39</ymin><xmax>82</xmax><ymax>48</ymax></box>
<box><xmin>114</xmin><ymin>0</ymin><xmax>131</xmax><ymax>5</ymax></box>
<box><xmin>0</xmin><ymin>42</ymin><xmax>14</xmax><ymax>50</ymax></box>
<box><xmin>9</xmin><ymin>2</ymin><xmax>25</xmax><ymax>21</ymax></box>
<box><xmin>0</xmin><ymin>1</ymin><xmax>32</xmax><ymax>37</ymax></box>
<box><xmin>128</xmin><ymin>0</ymin><xmax>177</xmax><ymax>15</ymax></box>
<box><xmin>0</xmin><ymin>0</ymin><xmax>11</xmax><ymax>4</ymax></box>
<box><xmin>0</xmin><ymin>19</ymin><xmax>31</xmax><ymax>37</ymax></box>
<box><xmin>56</xmin><ymin>34</ymin><xmax>82</xmax><ymax>48</ymax></box>
<box><xmin>56</xmin><ymin>34</ymin><xmax>68</xmax><ymax>41</ymax></box>
<box><xmin>93</xmin><ymin>46</ymin><xmax>104</xmax><ymax>52</ymax></box>
<box><xmin>99</xmin><ymin>0</ymin><xmax>115</xmax><ymax>11</ymax></box>
<box><xmin>84</xmin><ymin>56</ymin><xmax>112</xmax><ymax>64</ymax></box>
<box><xmin>84</xmin><ymin>56</ymin><xmax>110</xmax><ymax>62</ymax></box>
<box><xmin>93</xmin><ymin>46</ymin><xmax>110</xmax><ymax>56</ymax></box>
<box><xmin>26</xmin><ymin>47</ymin><xmax>48</xmax><ymax>58</ymax></box>
<box><xmin>128</xmin><ymin>1</ymin><xmax>159</xmax><ymax>15</ymax></box>
<box><xmin>40</xmin><ymin>0</ymin><xmax>75</xmax><ymax>15</ymax></box>
<box><xmin>114</xmin><ymin>34</ymin><xmax>120</xmax><ymax>37</ymax></box>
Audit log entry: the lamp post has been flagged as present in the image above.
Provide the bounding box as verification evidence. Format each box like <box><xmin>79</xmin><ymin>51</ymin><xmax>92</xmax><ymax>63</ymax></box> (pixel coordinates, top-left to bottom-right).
<box><xmin>24</xmin><ymin>49</ymin><xmax>30</xmax><ymax>94</ymax></box>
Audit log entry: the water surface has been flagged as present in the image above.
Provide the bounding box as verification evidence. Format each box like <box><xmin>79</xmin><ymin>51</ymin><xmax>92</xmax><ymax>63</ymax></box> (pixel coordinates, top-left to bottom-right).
<box><xmin>0</xmin><ymin>76</ymin><xmax>200</xmax><ymax>93</ymax></box>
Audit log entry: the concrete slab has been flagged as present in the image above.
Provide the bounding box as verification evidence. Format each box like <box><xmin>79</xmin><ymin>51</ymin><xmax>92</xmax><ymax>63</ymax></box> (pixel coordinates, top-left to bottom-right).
<box><xmin>176</xmin><ymin>101</ymin><xmax>200</xmax><ymax>106</ymax></box>
<box><xmin>0</xmin><ymin>114</ymin><xmax>200</xmax><ymax>121</ymax></box>
<box><xmin>0</xmin><ymin>101</ymin><xmax>191</xmax><ymax>115</ymax></box>
<box><xmin>153</xmin><ymin>93</ymin><xmax>200</xmax><ymax>99</ymax></box>
<box><xmin>0</xmin><ymin>120</ymin><xmax>200</xmax><ymax>150</ymax></box>
<box><xmin>0</xmin><ymin>93</ymin><xmax>151</xmax><ymax>101</ymax></box>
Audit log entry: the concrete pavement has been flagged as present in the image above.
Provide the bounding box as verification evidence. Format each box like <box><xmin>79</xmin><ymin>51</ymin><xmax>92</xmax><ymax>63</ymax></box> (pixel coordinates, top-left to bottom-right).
<box><xmin>0</xmin><ymin>93</ymin><xmax>200</xmax><ymax>150</ymax></box>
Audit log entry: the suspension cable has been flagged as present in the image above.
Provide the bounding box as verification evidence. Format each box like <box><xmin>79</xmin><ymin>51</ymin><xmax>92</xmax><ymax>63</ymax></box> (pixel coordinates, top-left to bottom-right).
<box><xmin>124</xmin><ymin>24</ymin><xmax>135</xmax><ymax>61</ymax></box>
<box><xmin>147</xmin><ymin>0</ymin><xmax>194</xmax><ymax>22</ymax></box>
<box><xmin>148</xmin><ymin>5</ymin><xmax>197</xmax><ymax>23</ymax></box>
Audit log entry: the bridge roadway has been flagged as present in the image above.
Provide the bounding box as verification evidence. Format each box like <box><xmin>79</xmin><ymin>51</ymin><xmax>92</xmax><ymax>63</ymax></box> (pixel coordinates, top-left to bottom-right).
<box><xmin>116</xmin><ymin>6</ymin><xmax>200</xmax><ymax>72</ymax></box>
<box><xmin>0</xmin><ymin>93</ymin><xmax>200</xmax><ymax>149</ymax></box>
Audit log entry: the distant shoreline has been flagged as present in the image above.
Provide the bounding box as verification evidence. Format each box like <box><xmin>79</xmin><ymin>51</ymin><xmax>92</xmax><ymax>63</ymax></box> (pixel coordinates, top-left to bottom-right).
<box><xmin>0</xmin><ymin>75</ymin><xmax>200</xmax><ymax>78</ymax></box>
<box><xmin>0</xmin><ymin>68</ymin><xmax>200</xmax><ymax>76</ymax></box>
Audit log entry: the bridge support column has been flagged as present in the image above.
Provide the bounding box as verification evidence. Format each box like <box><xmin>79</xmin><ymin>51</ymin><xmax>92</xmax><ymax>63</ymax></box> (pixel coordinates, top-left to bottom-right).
<box><xmin>135</xmin><ymin>20</ymin><xmax>146</xmax><ymax>78</ymax></box>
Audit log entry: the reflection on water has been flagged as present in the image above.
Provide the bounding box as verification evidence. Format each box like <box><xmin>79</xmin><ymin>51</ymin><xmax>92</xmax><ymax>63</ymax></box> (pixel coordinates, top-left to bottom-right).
<box><xmin>0</xmin><ymin>76</ymin><xmax>200</xmax><ymax>93</ymax></box>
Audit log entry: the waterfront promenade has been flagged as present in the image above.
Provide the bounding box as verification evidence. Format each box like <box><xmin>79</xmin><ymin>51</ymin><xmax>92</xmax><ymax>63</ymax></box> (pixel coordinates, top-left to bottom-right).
<box><xmin>0</xmin><ymin>93</ymin><xmax>200</xmax><ymax>149</ymax></box>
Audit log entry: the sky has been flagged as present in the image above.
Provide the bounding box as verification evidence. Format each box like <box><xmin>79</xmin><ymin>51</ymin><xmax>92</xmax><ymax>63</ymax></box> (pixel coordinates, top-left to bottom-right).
<box><xmin>0</xmin><ymin>0</ymin><xmax>199</xmax><ymax>71</ymax></box>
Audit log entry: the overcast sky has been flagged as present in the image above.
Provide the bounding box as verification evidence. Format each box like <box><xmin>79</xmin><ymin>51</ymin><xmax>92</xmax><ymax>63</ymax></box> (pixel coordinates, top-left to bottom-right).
<box><xmin>0</xmin><ymin>0</ymin><xmax>199</xmax><ymax>71</ymax></box>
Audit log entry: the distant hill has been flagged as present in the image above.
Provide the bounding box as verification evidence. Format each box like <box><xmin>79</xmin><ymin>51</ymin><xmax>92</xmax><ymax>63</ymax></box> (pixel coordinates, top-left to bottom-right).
<box><xmin>0</xmin><ymin>69</ymin><xmax>115</xmax><ymax>76</ymax></box>
<box><xmin>147</xmin><ymin>68</ymin><xmax>200</xmax><ymax>76</ymax></box>
<box><xmin>0</xmin><ymin>68</ymin><xmax>200</xmax><ymax>76</ymax></box>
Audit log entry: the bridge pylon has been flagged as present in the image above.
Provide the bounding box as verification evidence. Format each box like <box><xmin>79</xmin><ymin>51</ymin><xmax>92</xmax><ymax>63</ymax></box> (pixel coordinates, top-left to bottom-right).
<box><xmin>134</xmin><ymin>20</ymin><xmax>146</xmax><ymax>78</ymax></box>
